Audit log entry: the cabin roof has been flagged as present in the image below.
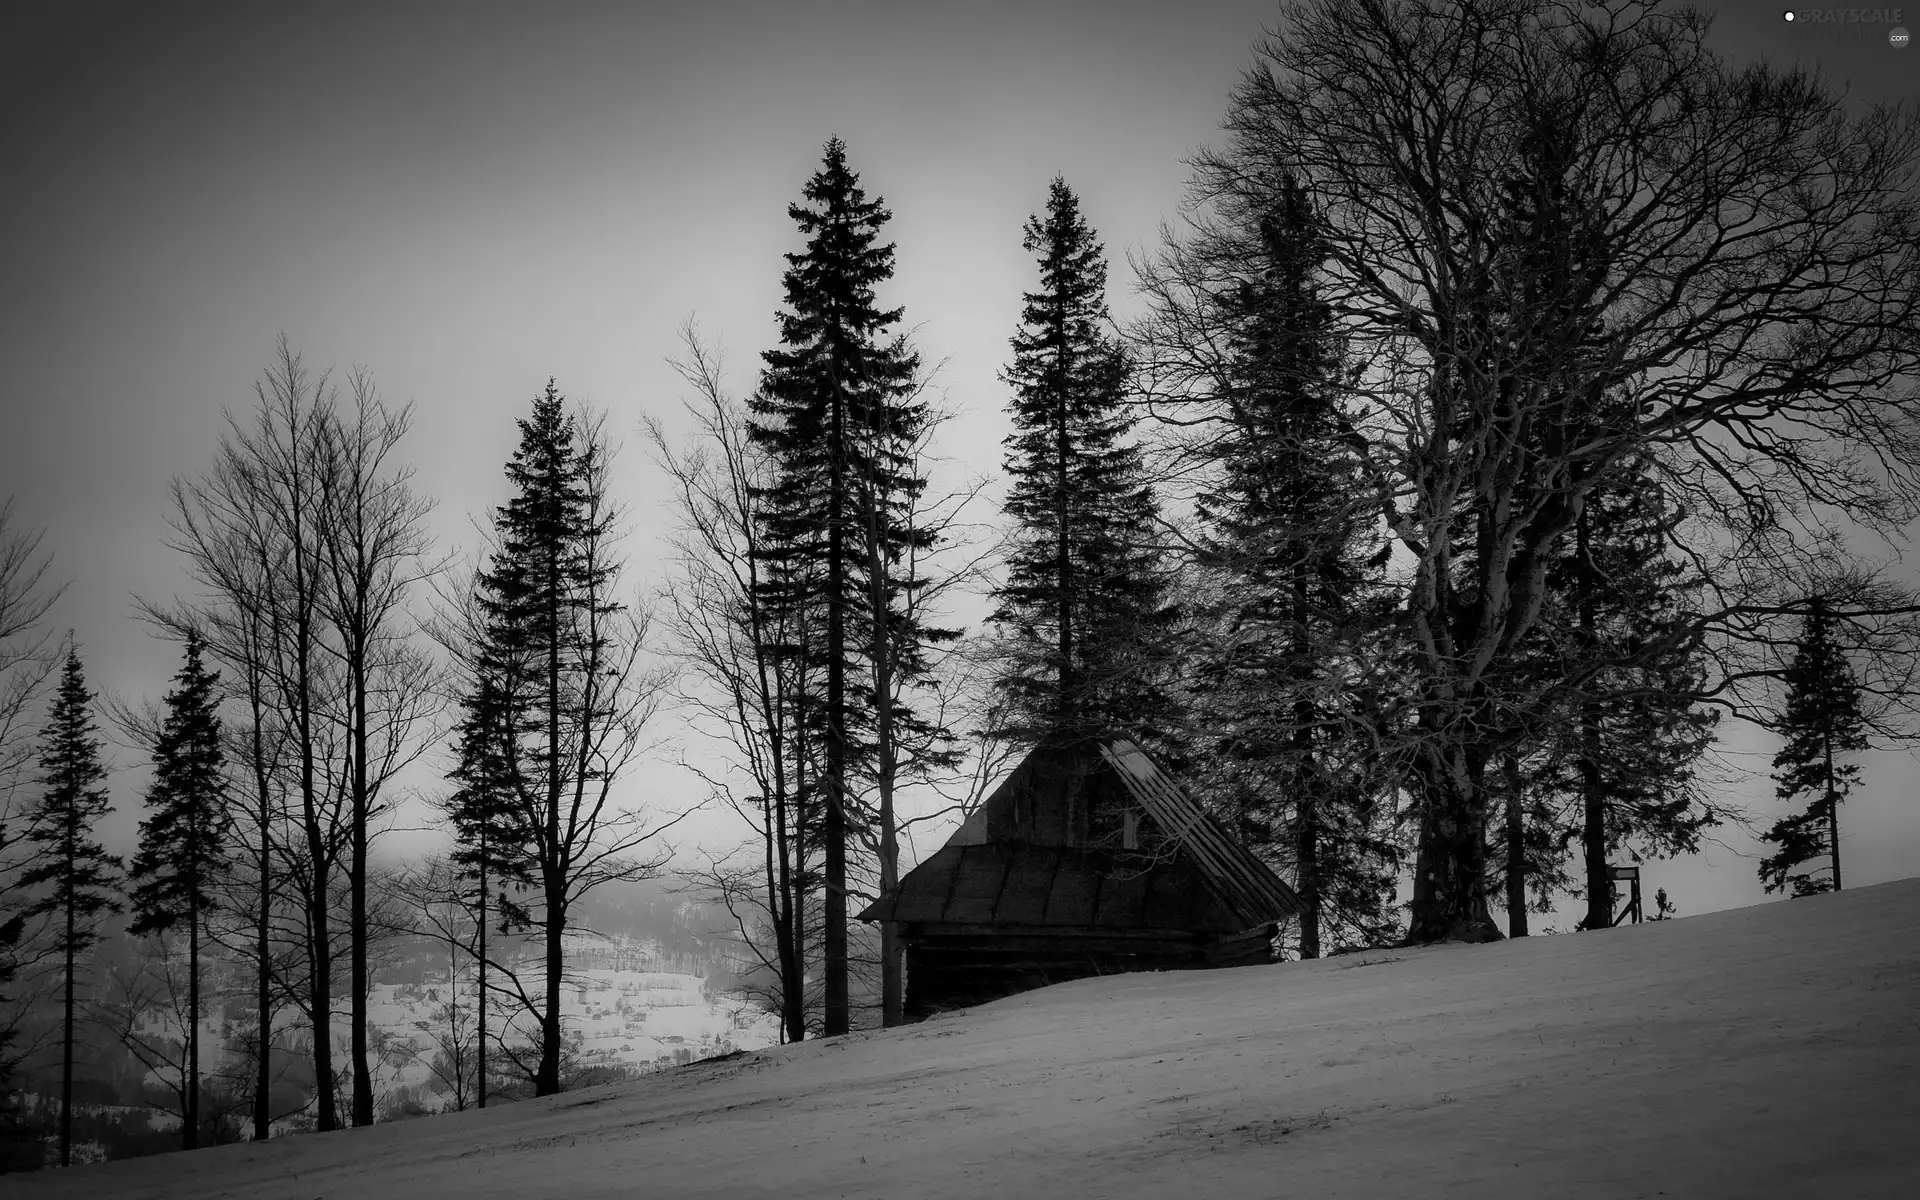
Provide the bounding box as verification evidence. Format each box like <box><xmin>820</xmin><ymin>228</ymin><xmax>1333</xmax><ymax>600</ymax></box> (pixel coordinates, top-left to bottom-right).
<box><xmin>1096</xmin><ymin>739</ymin><xmax>1305</xmax><ymax>927</ymax></box>
<box><xmin>859</xmin><ymin>736</ymin><xmax>1304</xmax><ymax>931</ymax></box>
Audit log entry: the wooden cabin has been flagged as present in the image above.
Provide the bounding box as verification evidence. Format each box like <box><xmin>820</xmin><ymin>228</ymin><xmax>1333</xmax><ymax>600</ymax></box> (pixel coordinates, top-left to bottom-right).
<box><xmin>858</xmin><ymin>737</ymin><xmax>1304</xmax><ymax>1018</ymax></box>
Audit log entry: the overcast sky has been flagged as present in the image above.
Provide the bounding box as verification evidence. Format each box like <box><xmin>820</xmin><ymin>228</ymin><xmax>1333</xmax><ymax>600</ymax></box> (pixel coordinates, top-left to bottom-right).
<box><xmin>1</xmin><ymin>0</ymin><xmax>1914</xmax><ymax>927</ymax></box>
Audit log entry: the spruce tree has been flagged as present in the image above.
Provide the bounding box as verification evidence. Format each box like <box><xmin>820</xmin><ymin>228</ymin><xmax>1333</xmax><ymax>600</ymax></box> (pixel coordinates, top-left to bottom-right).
<box><xmin>18</xmin><ymin>645</ymin><xmax>121</xmax><ymax>1168</ymax></box>
<box><xmin>473</xmin><ymin>380</ymin><xmax>593</xmax><ymax>1093</ymax></box>
<box><xmin>127</xmin><ymin>632</ymin><xmax>232</xmax><ymax>1150</ymax></box>
<box><xmin>1487</xmin><ymin>458</ymin><xmax>1719</xmax><ymax>933</ymax></box>
<box><xmin>1556</xmin><ymin>466</ymin><xmax>1717</xmax><ymax>929</ymax></box>
<box><xmin>750</xmin><ymin>137</ymin><xmax>921</xmax><ymax>1035</ymax></box>
<box><xmin>1759</xmin><ymin>597</ymin><xmax>1865</xmax><ymax>896</ymax></box>
<box><xmin>463</xmin><ymin>382</ymin><xmax>666</xmax><ymax>1093</ymax></box>
<box><xmin>993</xmin><ymin>177</ymin><xmax>1169</xmax><ymax>748</ymax></box>
<box><xmin>1193</xmin><ymin>177</ymin><xmax>1398</xmax><ymax>955</ymax></box>
<box><xmin>443</xmin><ymin>667</ymin><xmax>532</xmax><ymax>1106</ymax></box>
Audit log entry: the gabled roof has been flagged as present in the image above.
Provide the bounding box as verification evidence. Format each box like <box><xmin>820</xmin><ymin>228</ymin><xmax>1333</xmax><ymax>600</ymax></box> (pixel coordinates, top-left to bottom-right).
<box><xmin>859</xmin><ymin>736</ymin><xmax>1304</xmax><ymax>932</ymax></box>
<box><xmin>1097</xmin><ymin>738</ymin><xmax>1305</xmax><ymax>928</ymax></box>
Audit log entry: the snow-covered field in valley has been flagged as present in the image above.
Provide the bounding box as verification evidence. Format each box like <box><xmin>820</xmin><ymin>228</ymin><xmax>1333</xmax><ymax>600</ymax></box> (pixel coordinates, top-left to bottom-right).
<box><xmin>20</xmin><ymin>879</ymin><xmax>1919</xmax><ymax>1199</ymax></box>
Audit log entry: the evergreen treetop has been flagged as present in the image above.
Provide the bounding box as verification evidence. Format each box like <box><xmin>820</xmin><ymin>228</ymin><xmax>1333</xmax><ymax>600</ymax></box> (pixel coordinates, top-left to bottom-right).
<box><xmin>1760</xmin><ymin>596</ymin><xmax>1865</xmax><ymax>896</ymax></box>
<box><xmin>478</xmin><ymin>379</ymin><xmax>609</xmax><ymax>660</ymax></box>
<box><xmin>994</xmin><ymin>176</ymin><xmax>1170</xmax><ymax>746</ymax></box>
<box><xmin>752</xmin><ymin>137</ymin><xmax>926</xmax><ymax>581</ymax></box>
<box><xmin>128</xmin><ymin>632</ymin><xmax>233</xmax><ymax>935</ymax></box>
<box><xmin>1188</xmin><ymin>176</ymin><xmax>1399</xmax><ymax>954</ymax></box>
<box><xmin>19</xmin><ymin>646</ymin><xmax>121</xmax><ymax>941</ymax></box>
<box><xmin>749</xmin><ymin>136</ymin><xmax>935</xmax><ymax>764</ymax></box>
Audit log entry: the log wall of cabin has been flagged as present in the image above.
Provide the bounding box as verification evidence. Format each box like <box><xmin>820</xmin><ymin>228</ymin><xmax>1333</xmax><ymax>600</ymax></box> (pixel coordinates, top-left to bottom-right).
<box><xmin>901</xmin><ymin>923</ymin><xmax>1277</xmax><ymax>1018</ymax></box>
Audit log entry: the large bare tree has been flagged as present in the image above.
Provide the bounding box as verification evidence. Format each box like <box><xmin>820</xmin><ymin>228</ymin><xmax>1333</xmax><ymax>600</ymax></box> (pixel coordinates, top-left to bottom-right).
<box><xmin>151</xmin><ymin>338</ymin><xmax>440</xmax><ymax>1129</ymax></box>
<box><xmin>649</xmin><ymin>335</ymin><xmax>816</xmax><ymax>1042</ymax></box>
<box><xmin>1141</xmin><ymin>0</ymin><xmax>1920</xmax><ymax>943</ymax></box>
<box><xmin>312</xmin><ymin>369</ymin><xmax>440</xmax><ymax>1126</ymax></box>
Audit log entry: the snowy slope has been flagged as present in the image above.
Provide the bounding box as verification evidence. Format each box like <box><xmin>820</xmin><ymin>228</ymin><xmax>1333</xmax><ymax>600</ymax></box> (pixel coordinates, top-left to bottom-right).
<box><xmin>20</xmin><ymin>879</ymin><xmax>1920</xmax><ymax>1199</ymax></box>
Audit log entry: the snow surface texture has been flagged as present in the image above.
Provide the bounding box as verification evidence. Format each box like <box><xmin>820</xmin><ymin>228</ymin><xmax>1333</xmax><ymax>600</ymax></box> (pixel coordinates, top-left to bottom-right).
<box><xmin>22</xmin><ymin>879</ymin><xmax>1919</xmax><ymax>1198</ymax></box>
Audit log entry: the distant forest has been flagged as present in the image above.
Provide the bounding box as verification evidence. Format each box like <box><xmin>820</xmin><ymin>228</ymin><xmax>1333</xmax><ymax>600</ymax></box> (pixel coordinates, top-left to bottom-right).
<box><xmin>6</xmin><ymin>0</ymin><xmax>1920</xmax><ymax>1174</ymax></box>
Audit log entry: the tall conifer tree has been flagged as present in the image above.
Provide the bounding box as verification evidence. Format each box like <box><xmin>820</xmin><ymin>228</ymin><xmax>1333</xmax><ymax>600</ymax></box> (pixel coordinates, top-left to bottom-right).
<box><xmin>994</xmin><ymin>177</ymin><xmax>1169</xmax><ymax>748</ymax></box>
<box><xmin>443</xmin><ymin>667</ymin><xmax>531</xmax><ymax>1105</ymax></box>
<box><xmin>1193</xmin><ymin>178</ymin><xmax>1398</xmax><ymax>955</ymax></box>
<box><xmin>750</xmin><ymin>138</ymin><xmax>920</xmax><ymax>1035</ymax></box>
<box><xmin>461</xmin><ymin>382</ymin><xmax>667</xmax><ymax>1093</ymax></box>
<box><xmin>1487</xmin><ymin>458</ymin><xmax>1720</xmax><ymax>933</ymax></box>
<box><xmin>19</xmin><ymin>645</ymin><xmax>121</xmax><ymax>1168</ymax></box>
<box><xmin>1760</xmin><ymin>597</ymin><xmax>1865</xmax><ymax>896</ymax></box>
<box><xmin>127</xmin><ymin>632</ymin><xmax>233</xmax><ymax>1150</ymax></box>
<box><xmin>473</xmin><ymin>380</ymin><xmax>593</xmax><ymax>1093</ymax></box>
<box><xmin>1552</xmin><ymin>466</ymin><xmax>1717</xmax><ymax>930</ymax></box>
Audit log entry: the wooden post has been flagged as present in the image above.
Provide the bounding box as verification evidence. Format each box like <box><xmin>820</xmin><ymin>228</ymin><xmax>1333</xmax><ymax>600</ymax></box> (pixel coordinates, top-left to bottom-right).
<box><xmin>1608</xmin><ymin>865</ymin><xmax>1642</xmax><ymax>926</ymax></box>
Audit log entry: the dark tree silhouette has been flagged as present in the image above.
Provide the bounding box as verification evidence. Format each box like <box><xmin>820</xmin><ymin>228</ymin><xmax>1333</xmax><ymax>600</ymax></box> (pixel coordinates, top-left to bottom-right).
<box><xmin>145</xmin><ymin>486</ymin><xmax>289</xmax><ymax>1143</ymax></box>
<box><xmin>127</xmin><ymin>632</ymin><xmax>233</xmax><ymax>1150</ymax></box>
<box><xmin>994</xmin><ymin>177</ymin><xmax>1169</xmax><ymax>749</ymax></box>
<box><xmin>18</xmin><ymin>645</ymin><xmax>121</xmax><ymax>1168</ymax></box>
<box><xmin>648</xmin><ymin>334</ymin><xmax>813</xmax><ymax>1043</ymax></box>
<box><xmin>465</xmin><ymin>382</ymin><xmax>674</xmax><ymax>1093</ymax></box>
<box><xmin>442</xmin><ymin>665</ymin><xmax>532</xmax><ymax>1105</ymax></box>
<box><xmin>1187</xmin><ymin>177</ymin><xmax>1399</xmax><ymax>957</ymax></box>
<box><xmin>1551</xmin><ymin>467</ymin><xmax>1718</xmax><ymax>932</ymax></box>
<box><xmin>0</xmin><ymin>499</ymin><xmax>64</xmax><ymax>1134</ymax></box>
<box><xmin>313</xmin><ymin>373</ymin><xmax>437</xmax><ymax>1128</ymax></box>
<box><xmin>1161</xmin><ymin>0</ymin><xmax>1920</xmax><ymax>943</ymax></box>
<box><xmin>1481</xmin><ymin>457</ymin><xmax>1720</xmax><ymax>934</ymax></box>
<box><xmin>750</xmin><ymin>138</ymin><xmax>921</xmax><ymax>1035</ymax></box>
<box><xmin>1760</xmin><ymin>598</ymin><xmax>1865</xmax><ymax>896</ymax></box>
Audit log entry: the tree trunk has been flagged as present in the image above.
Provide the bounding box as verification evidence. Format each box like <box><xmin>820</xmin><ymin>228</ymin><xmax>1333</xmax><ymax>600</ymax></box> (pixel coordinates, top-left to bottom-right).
<box><xmin>860</xmin><ymin>432</ymin><xmax>904</xmax><ymax>1027</ymax></box>
<box><xmin>538</xmin><ymin>542</ymin><xmax>563</xmax><ymax>1096</ymax></box>
<box><xmin>251</xmin><ymin>700</ymin><xmax>273</xmax><ymax>1142</ymax></box>
<box><xmin>292</xmin><ymin>402</ymin><xmax>337</xmax><ymax>1133</ymax></box>
<box><xmin>879</xmin><ymin>699</ymin><xmax>902</xmax><ymax>1025</ymax></box>
<box><xmin>784</xmin><ymin>685</ymin><xmax>808</xmax><ymax>1043</ymax></box>
<box><xmin>823</xmin><ymin>387</ymin><xmax>849</xmax><ymax>1039</ymax></box>
<box><xmin>1295</xmin><ymin>796</ymin><xmax>1321</xmax><ymax>959</ymax></box>
<box><xmin>1055</xmin><ymin>383</ymin><xmax>1074</xmax><ymax>732</ymax></box>
<box><xmin>1825</xmin><ymin>741</ymin><xmax>1843</xmax><ymax>891</ymax></box>
<box><xmin>539</xmin><ymin>876</ymin><xmax>564</xmax><ymax>1094</ymax></box>
<box><xmin>766</xmin><ymin>717</ymin><xmax>804</xmax><ymax>1042</ymax></box>
<box><xmin>1581</xmin><ymin>753</ymin><xmax>1609</xmax><ymax>930</ymax></box>
<box><xmin>1503</xmin><ymin>751</ymin><xmax>1528</xmax><ymax>938</ymax></box>
<box><xmin>60</xmin><ymin>870</ymin><xmax>74</xmax><ymax>1169</ymax></box>
<box><xmin>187</xmin><ymin>894</ymin><xmax>201</xmax><ymax>1150</ymax></box>
<box><xmin>307</xmin><ymin>861</ymin><xmax>335</xmax><ymax>1130</ymax></box>
<box><xmin>476</xmin><ymin>855</ymin><xmax>487</xmax><ymax>1109</ymax></box>
<box><xmin>350</xmin><ymin>653</ymin><xmax>372</xmax><ymax>1126</ymax></box>
<box><xmin>1291</xmin><ymin>570</ymin><xmax>1319</xmax><ymax>959</ymax></box>
<box><xmin>1405</xmin><ymin>731</ymin><xmax>1503</xmax><ymax>944</ymax></box>
<box><xmin>1576</xmin><ymin>505</ymin><xmax>1611</xmax><ymax>933</ymax></box>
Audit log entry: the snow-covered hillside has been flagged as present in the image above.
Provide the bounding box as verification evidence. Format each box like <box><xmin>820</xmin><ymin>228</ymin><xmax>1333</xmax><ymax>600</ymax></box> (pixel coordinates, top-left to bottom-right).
<box><xmin>20</xmin><ymin>880</ymin><xmax>1919</xmax><ymax>1198</ymax></box>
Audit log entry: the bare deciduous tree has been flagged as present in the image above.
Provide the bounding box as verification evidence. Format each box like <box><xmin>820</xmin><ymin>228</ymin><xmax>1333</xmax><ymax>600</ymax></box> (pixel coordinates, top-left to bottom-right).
<box><xmin>1144</xmin><ymin>0</ymin><xmax>1920</xmax><ymax>943</ymax></box>
<box><xmin>313</xmin><ymin>368</ymin><xmax>441</xmax><ymax>1127</ymax></box>
<box><xmin>649</xmin><ymin>334</ymin><xmax>816</xmax><ymax>1042</ymax></box>
<box><xmin>150</xmin><ymin>337</ymin><xmax>441</xmax><ymax>1128</ymax></box>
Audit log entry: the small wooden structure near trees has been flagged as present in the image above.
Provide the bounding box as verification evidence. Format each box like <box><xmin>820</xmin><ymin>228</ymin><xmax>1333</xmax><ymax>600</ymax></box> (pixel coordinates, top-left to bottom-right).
<box><xmin>859</xmin><ymin>737</ymin><xmax>1305</xmax><ymax>1018</ymax></box>
<box><xmin>1609</xmin><ymin>864</ymin><xmax>1645</xmax><ymax>926</ymax></box>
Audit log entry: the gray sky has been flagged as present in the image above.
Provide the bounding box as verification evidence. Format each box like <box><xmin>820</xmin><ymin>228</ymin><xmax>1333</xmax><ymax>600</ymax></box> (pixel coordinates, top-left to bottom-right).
<box><xmin>1</xmin><ymin>0</ymin><xmax>1914</xmax><ymax>926</ymax></box>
